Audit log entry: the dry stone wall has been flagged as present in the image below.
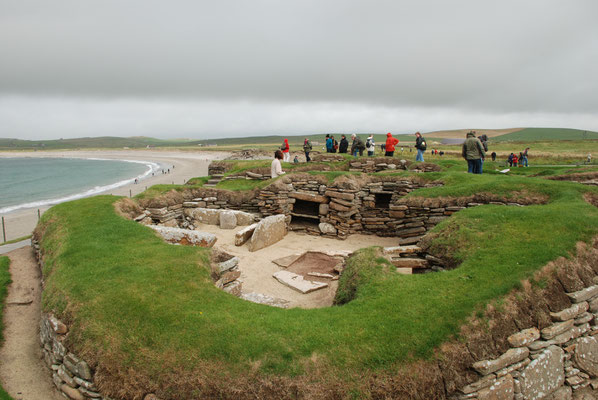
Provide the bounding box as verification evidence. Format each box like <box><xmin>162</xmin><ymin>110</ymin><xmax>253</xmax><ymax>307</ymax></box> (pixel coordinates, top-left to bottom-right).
<box><xmin>457</xmin><ymin>282</ymin><xmax>598</xmax><ymax>400</ymax></box>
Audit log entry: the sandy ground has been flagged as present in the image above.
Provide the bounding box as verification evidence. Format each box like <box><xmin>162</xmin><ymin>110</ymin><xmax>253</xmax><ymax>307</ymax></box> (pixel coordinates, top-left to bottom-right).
<box><xmin>199</xmin><ymin>225</ymin><xmax>399</xmax><ymax>308</ymax></box>
<box><xmin>0</xmin><ymin>246</ymin><xmax>63</xmax><ymax>400</ymax></box>
<box><xmin>0</xmin><ymin>149</ymin><xmax>229</xmax><ymax>241</ymax></box>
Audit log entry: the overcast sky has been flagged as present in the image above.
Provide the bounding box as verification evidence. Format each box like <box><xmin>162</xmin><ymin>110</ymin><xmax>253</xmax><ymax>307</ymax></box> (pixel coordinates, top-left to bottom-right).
<box><xmin>1</xmin><ymin>0</ymin><xmax>597</xmax><ymax>140</ymax></box>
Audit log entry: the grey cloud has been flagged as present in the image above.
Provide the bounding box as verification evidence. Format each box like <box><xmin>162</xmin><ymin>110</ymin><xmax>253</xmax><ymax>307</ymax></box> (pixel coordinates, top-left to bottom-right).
<box><xmin>1</xmin><ymin>0</ymin><xmax>597</xmax><ymax>139</ymax></box>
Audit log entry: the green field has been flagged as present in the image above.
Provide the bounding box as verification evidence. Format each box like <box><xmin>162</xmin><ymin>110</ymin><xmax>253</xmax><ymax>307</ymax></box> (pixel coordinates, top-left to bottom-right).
<box><xmin>491</xmin><ymin>127</ymin><xmax>598</xmax><ymax>142</ymax></box>
<box><xmin>35</xmin><ymin>163</ymin><xmax>598</xmax><ymax>397</ymax></box>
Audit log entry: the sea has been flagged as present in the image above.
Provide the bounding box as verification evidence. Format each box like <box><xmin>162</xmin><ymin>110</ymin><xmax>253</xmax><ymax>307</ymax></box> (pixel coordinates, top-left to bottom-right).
<box><xmin>0</xmin><ymin>157</ymin><xmax>160</xmax><ymax>214</ymax></box>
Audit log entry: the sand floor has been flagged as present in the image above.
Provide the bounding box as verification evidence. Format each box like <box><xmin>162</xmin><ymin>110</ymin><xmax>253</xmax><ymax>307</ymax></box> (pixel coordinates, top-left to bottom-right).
<box><xmin>0</xmin><ymin>149</ymin><xmax>229</xmax><ymax>241</ymax></box>
<box><xmin>198</xmin><ymin>224</ymin><xmax>399</xmax><ymax>308</ymax></box>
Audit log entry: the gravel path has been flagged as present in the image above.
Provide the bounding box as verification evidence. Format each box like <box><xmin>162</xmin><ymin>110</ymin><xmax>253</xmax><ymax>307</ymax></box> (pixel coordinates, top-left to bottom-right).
<box><xmin>0</xmin><ymin>246</ymin><xmax>62</xmax><ymax>400</ymax></box>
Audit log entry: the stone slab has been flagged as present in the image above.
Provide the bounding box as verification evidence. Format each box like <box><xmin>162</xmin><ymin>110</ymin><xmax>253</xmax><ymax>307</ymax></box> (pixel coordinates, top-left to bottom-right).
<box><xmin>148</xmin><ymin>226</ymin><xmax>217</xmax><ymax>247</ymax></box>
<box><xmin>248</xmin><ymin>215</ymin><xmax>287</xmax><ymax>252</ymax></box>
<box><xmin>272</xmin><ymin>271</ymin><xmax>328</xmax><ymax>294</ymax></box>
<box><xmin>519</xmin><ymin>346</ymin><xmax>564</xmax><ymax>400</ymax></box>
<box><xmin>235</xmin><ymin>223</ymin><xmax>258</xmax><ymax>246</ymax></box>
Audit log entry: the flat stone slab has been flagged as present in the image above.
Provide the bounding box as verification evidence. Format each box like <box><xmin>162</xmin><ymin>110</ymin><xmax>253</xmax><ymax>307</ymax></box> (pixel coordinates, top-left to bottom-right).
<box><xmin>248</xmin><ymin>214</ymin><xmax>287</xmax><ymax>252</ymax></box>
<box><xmin>272</xmin><ymin>253</ymin><xmax>303</xmax><ymax>268</ymax></box>
<box><xmin>235</xmin><ymin>223</ymin><xmax>258</xmax><ymax>246</ymax></box>
<box><xmin>273</xmin><ymin>271</ymin><xmax>328</xmax><ymax>294</ymax></box>
<box><xmin>390</xmin><ymin>257</ymin><xmax>429</xmax><ymax>269</ymax></box>
<box><xmin>148</xmin><ymin>226</ymin><xmax>217</xmax><ymax>247</ymax></box>
<box><xmin>383</xmin><ymin>245</ymin><xmax>422</xmax><ymax>255</ymax></box>
<box><xmin>240</xmin><ymin>292</ymin><xmax>290</xmax><ymax>308</ymax></box>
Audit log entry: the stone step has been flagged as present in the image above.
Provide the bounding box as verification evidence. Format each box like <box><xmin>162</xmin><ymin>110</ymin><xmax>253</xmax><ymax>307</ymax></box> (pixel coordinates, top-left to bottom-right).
<box><xmin>389</xmin><ymin>257</ymin><xmax>429</xmax><ymax>269</ymax></box>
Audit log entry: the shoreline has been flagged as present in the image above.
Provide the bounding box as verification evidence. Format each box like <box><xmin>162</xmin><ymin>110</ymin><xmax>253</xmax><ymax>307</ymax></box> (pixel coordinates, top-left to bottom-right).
<box><xmin>0</xmin><ymin>149</ymin><xmax>229</xmax><ymax>241</ymax></box>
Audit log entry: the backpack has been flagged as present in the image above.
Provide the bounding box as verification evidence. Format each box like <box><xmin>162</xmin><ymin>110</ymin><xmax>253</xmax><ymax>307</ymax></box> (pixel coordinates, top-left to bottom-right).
<box><xmin>419</xmin><ymin>137</ymin><xmax>427</xmax><ymax>151</ymax></box>
<box><xmin>366</xmin><ymin>138</ymin><xmax>372</xmax><ymax>149</ymax></box>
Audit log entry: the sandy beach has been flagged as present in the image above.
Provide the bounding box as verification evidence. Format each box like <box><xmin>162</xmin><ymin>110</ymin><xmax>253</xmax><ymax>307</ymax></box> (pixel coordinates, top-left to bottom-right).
<box><xmin>0</xmin><ymin>149</ymin><xmax>229</xmax><ymax>241</ymax></box>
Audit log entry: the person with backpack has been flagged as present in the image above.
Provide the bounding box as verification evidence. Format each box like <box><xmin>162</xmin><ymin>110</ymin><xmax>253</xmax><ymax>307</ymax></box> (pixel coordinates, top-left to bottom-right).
<box><xmin>366</xmin><ymin>134</ymin><xmax>376</xmax><ymax>156</ymax></box>
<box><xmin>414</xmin><ymin>132</ymin><xmax>426</xmax><ymax>162</ymax></box>
<box><xmin>461</xmin><ymin>131</ymin><xmax>486</xmax><ymax>174</ymax></box>
<box><xmin>512</xmin><ymin>153</ymin><xmax>519</xmax><ymax>167</ymax></box>
<box><xmin>350</xmin><ymin>134</ymin><xmax>366</xmax><ymax>157</ymax></box>
<box><xmin>281</xmin><ymin>138</ymin><xmax>290</xmax><ymax>162</ymax></box>
<box><xmin>508</xmin><ymin>153</ymin><xmax>514</xmax><ymax>167</ymax></box>
<box><xmin>303</xmin><ymin>138</ymin><xmax>312</xmax><ymax>162</ymax></box>
<box><xmin>385</xmin><ymin>132</ymin><xmax>399</xmax><ymax>157</ymax></box>
<box><xmin>338</xmin><ymin>135</ymin><xmax>349</xmax><ymax>153</ymax></box>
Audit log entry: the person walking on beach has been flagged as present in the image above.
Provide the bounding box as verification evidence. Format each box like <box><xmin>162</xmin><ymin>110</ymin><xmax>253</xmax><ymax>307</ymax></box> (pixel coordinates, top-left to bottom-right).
<box><xmin>385</xmin><ymin>132</ymin><xmax>399</xmax><ymax>157</ymax></box>
<box><xmin>281</xmin><ymin>138</ymin><xmax>290</xmax><ymax>162</ymax></box>
<box><xmin>303</xmin><ymin>138</ymin><xmax>312</xmax><ymax>162</ymax></box>
<box><xmin>461</xmin><ymin>131</ymin><xmax>486</xmax><ymax>174</ymax></box>
<box><xmin>414</xmin><ymin>132</ymin><xmax>426</xmax><ymax>162</ymax></box>
<box><xmin>339</xmin><ymin>135</ymin><xmax>349</xmax><ymax>153</ymax></box>
<box><xmin>271</xmin><ymin>150</ymin><xmax>285</xmax><ymax>178</ymax></box>
<box><xmin>350</xmin><ymin>134</ymin><xmax>366</xmax><ymax>157</ymax></box>
<box><xmin>366</xmin><ymin>134</ymin><xmax>375</xmax><ymax>156</ymax></box>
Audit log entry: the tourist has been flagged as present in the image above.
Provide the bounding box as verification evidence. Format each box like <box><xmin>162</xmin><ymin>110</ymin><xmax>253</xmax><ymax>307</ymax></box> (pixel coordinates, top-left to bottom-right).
<box><xmin>381</xmin><ymin>143</ymin><xmax>386</xmax><ymax>153</ymax></box>
<box><xmin>508</xmin><ymin>153</ymin><xmax>514</xmax><ymax>167</ymax></box>
<box><xmin>325</xmin><ymin>134</ymin><xmax>333</xmax><ymax>153</ymax></box>
<box><xmin>588</xmin><ymin>153</ymin><xmax>592</xmax><ymax>164</ymax></box>
<box><xmin>461</xmin><ymin>131</ymin><xmax>486</xmax><ymax>174</ymax></box>
<box><xmin>491</xmin><ymin>151</ymin><xmax>497</xmax><ymax>161</ymax></box>
<box><xmin>366</xmin><ymin>134</ymin><xmax>376</xmax><ymax>156</ymax></box>
<box><xmin>338</xmin><ymin>135</ymin><xmax>349</xmax><ymax>153</ymax></box>
<box><xmin>512</xmin><ymin>153</ymin><xmax>518</xmax><ymax>167</ymax></box>
<box><xmin>293</xmin><ymin>155</ymin><xmax>299</xmax><ymax>164</ymax></box>
<box><xmin>271</xmin><ymin>150</ymin><xmax>285</xmax><ymax>178</ymax></box>
<box><xmin>384</xmin><ymin>132</ymin><xmax>399</xmax><ymax>157</ymax></box>
<box><xmin>350</xmin><ymin>134</ymin><xmax>366</xmax><ymax>157</ymax></box>
<box><xmin>281</xmin><ymin>138</ymin><xmax>290</xmax><ymax>162</ymax></box>
<box><xmin>401</xmin><ymin>147</ymin><xmax>404</xmax><ymax>154</ymax></box>
<box><xmin>331</xmin><ymin>135</ymin><xmax>338</xmax><ymax>153</ymax></box>
<box><xmin>521</xmin><ymin>148</ymin><xmax>529</xmax><ymax>167</ymax></box>
<box><xmin>414</xmin><ymin>132</ymin><xmax>426</xmax><ymax>162</ymax></box>
<box><xmin>303</xmin><ymin>138</ymin><xmax>312</xmax><ymax>162</ymax></box>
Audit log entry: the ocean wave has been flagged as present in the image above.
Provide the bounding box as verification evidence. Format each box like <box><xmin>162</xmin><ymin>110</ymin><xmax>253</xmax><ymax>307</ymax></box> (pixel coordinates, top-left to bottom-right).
<box><xmin>0</xmin><ymin>158</ymin><xmax>161</xmax><ymax>214</ymax></box>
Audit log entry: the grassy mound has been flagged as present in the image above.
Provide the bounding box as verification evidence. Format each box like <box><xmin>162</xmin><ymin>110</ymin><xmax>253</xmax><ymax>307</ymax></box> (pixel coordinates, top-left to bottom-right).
<box><xmin>35</xmin><ymin>171</ymin><xmax>598</xmax><ymax>398</ymax></box>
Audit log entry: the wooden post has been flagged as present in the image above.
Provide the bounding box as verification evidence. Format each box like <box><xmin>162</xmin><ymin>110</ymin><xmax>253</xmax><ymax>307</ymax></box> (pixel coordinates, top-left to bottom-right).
<box><xmin>2</xmin><ymin>217</ymin><xmax>5</xmax><ymax>243</ymax></box>
<box><xmin>38</xmin><ymin>209</ymin><xmax>41</xmax><ymax>221</ymax></box>
<box><xmin>129</xmin><ymin>189</ymin><xmax>132</xmax><ymax>198</ymax></box>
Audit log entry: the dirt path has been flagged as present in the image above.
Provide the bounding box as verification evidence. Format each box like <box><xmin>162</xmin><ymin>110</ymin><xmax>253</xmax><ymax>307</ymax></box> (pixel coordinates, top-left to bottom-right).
<box><xmin>0</xmin><ymin>246</ymin><xmax>62</xmax><ymax>400</ymax></box>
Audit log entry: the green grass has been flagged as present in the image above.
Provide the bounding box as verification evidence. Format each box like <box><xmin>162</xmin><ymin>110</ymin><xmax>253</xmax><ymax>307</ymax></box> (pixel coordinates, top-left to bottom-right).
<box><xmin>0</xmin><ymin>257</ymin><xmax>15</xmax><ymax>400</ymax></box>
<box><xmin>36</xmin><ymin>173</ymin><xmax>598</xmax><ymax>394</ymax></box>
<box><xmin>492</xmin><ymin>128</ymin><xmax>598</xmax><ymax>142</ymax></box>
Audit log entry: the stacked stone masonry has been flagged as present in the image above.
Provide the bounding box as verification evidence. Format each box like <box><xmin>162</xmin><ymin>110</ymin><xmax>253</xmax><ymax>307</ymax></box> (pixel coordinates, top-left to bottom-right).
<box><xmin>458</xmin><ymin>283</ymin><xmax>598</xmax><ymax>400</ymax></box>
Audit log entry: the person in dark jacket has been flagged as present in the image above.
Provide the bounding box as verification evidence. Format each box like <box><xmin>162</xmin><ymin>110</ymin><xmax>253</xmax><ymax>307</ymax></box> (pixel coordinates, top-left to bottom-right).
<box><xmin>338</xmin><ymin>135</ymin><xmax>349</xmax><ymax>153</ymax></box>
<box><xmin>303</xmin><ymin>138</ymin><xmax>312</xmax><ymax>162</ymax></box>
<box><xmin>461</xmin><ymin>132</ymin><xmax>486</xmax><ymax>174</ymax></box>
<box><xmin>491</xmin><ymin>151</ymin><xmax>497</xmax><ymax>161</ymax></box>
<box><xmin>325</xmin><ymin>134</ymin><xmax>333</xmax><ymax>153</ymax></box>
<box><xmin>350</xmin><ymin>134</ymin><xmax>366</xmax><ymax>157</ymax></box>
<box><xmin>414</xmin><ymin>132</ymin><xmax>426</xmax><ymax>162</ymax></box>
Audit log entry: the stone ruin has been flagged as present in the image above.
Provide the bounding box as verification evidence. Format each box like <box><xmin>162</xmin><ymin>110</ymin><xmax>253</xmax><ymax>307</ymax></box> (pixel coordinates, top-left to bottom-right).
<box><xmin>133</xmin><ymin>172</ymin><xmax>542</xmax><ymax>309</ymax></box>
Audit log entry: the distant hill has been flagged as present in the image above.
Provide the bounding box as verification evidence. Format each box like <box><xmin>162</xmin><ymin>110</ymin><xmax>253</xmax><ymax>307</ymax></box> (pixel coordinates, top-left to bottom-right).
<box><xmin>0</xmin><ymin>136</ymin><xmax>201</xmax><ymax>150</ymax></box>
<box><xmin>491</xmin><ymin>128</ymin><xmax>598</xmax><ymax>142</ymax></box>
<box><xmin>425</xmin><ymin>128</ymin><xmax>522</xmax><ymax>139</ymax></box>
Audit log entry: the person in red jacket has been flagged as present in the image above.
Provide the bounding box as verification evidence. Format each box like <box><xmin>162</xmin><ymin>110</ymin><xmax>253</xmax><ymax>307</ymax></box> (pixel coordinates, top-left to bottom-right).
<box><xmin>385</xmin><ymin>132</ymin><xmax>399</xmax><ymax>157</ymax></box>
<box><xmin>281</xmin><ymin>138</ymin><xmax>290</xmax><ymax>162</ymax></box>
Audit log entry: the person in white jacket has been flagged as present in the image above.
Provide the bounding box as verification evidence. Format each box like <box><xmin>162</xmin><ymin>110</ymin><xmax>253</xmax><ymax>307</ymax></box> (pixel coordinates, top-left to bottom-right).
<box><xmin>271</xmin><ymin>150</ymin><xmax>286</xmax><ymax>178</ymax></box>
